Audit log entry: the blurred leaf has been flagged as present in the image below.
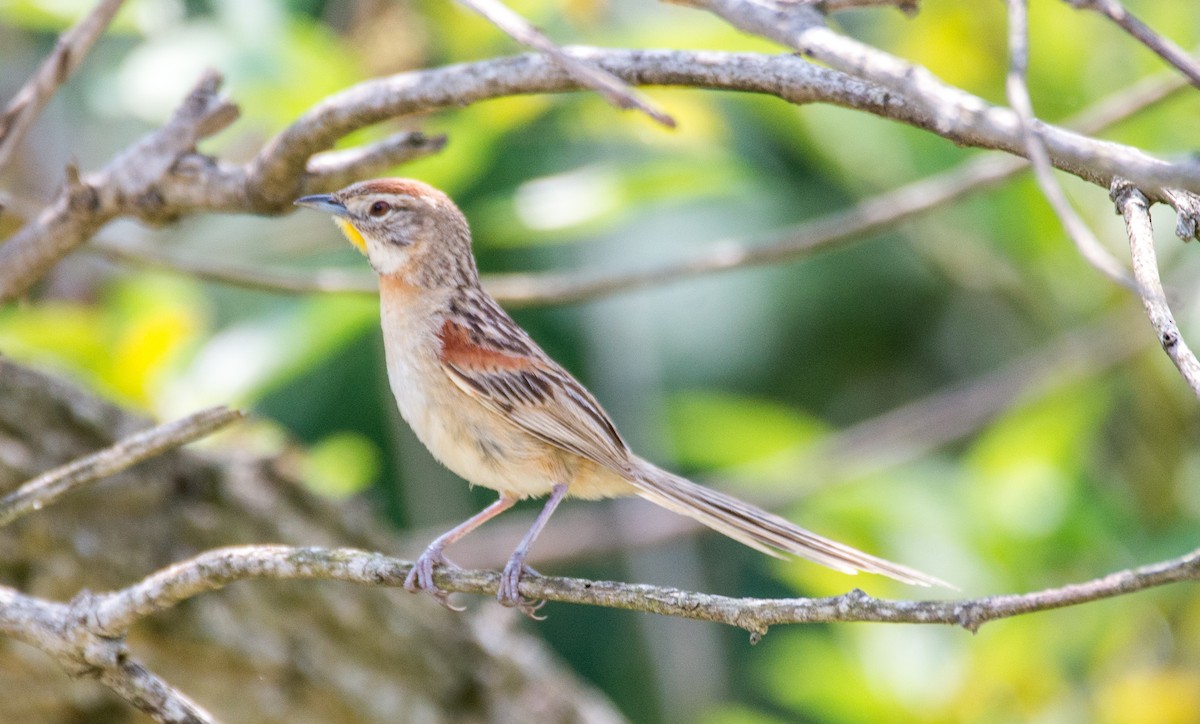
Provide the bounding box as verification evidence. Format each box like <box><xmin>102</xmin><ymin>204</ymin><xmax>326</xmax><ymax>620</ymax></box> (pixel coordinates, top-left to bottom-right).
<box><xmin>0</xmin><ymin>273</ymin><xmax>205</xmax><ymax>408</ymax></box>
<box><xmin>296</xmin><ymin>431</ymin><xmax>381</xmax><ymax>498</ymax></box>
<box><xmin>894</xmin><ymin>2</ymin><xmax>1005</xmax><ymax>102</ymax></box>
<box><xmin>1097</xmin><ymin>669</ymin><xmax>1200</xmax><ymax>724</ymax></box>
<box><xmin>106</xmin><ymin>274</ymin><xmax>206</xmax><ymax>405</ymax></box>
<box><xmin>967</xmin><ymin>383</ymin><xmax>1111</xmax><ymax>538</ymax></box>
<box><xmin>112</xmin><ymin>0</ymin><xmax>361</xmax><ymax>126</ymax></box>
<box><xmin>235</xmin><ymin>16</ymin><xmax>364</xmax><ymax>127</ymax></box>
<box><xmin>665</xmin><ymin>390</ymin><xmax>826</xmax><ymax>473</ymax></box>
<box><xmin>396</xmin><ymin>95</ymin><xmax>555</xmax><ymax>194</ymax></box>
<box><xmin>4</xmin><ymin>2</ymin><xmax>1200</xmax><ymax>722</ymax></box>
<box><xmin>758</xmin><ymin>631</ymin><xmax>920</xmax><ymax>723</ymax></box>
<box><xmin>700</xmin><ymin>705</ymin><xmax>791</xmax><ymax>724</ymax></box>
<box><xmin>0</xmin><ymin>304</ymin><xmax>111</xmax><ymax>377</ymax></box>
<box><xmin>481</xmin><ymin>154</ymin><xmax>751</xmax><ymax>246</ymax></box>
<box><xmin>170</xmin><ymin>294</ymin><xmax>376</xmax><ymax>409</ymax></box>
<box><xmin>0</xmin><ymin>0</ymin><xmax>148</xmax><ymax>33</ymax></box>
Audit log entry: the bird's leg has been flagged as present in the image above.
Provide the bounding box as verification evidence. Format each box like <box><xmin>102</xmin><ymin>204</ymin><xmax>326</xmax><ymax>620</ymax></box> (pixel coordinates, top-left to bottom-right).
<box><xmin>499</xmin><ymin>483</ymin><xmax>569</xmax><ymax>617</ymax></box>
<box><xmin>406</xmin><ymin>495</ymin><xmax>517</xmax><ymax>611</ymax></box>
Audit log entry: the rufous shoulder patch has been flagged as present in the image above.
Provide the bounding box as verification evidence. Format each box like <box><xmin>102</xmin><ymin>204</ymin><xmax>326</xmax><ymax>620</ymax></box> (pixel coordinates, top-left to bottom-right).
<box><xmin>438</xmin><ymin>319</ymin><xmax>529</xmax><ymax>370</ymax></box>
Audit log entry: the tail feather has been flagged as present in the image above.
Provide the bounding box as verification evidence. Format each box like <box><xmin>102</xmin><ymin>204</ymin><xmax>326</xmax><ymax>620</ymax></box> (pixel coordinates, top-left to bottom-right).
<box><xmin>630</xmin><ymin>458</ymin><xmax>954</xmax><ymax>589</ymax></box>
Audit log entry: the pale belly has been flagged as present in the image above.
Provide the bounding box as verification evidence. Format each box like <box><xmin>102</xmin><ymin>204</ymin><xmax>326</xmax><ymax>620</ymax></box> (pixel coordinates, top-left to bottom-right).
<box><xmin>379</xmin><ymin>290</ymin><xmax>634</xmax><ymax>501</ymax></box>
<box><xmin>385</xmin><ymin>352</ymin><xmax>634</xmax><ymax>501</ymax></box>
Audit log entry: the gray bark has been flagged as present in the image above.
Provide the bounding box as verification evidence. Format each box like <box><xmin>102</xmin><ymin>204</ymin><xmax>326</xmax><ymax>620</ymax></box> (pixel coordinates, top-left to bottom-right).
<box><xmin>0</xmin><ymin>356</ymin><xmax>623</xmax><ymax>723</ymax></box>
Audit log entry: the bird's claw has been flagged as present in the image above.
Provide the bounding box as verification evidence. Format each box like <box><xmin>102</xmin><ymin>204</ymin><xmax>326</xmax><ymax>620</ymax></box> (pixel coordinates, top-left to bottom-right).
<box><xmin>517</xmin><ymin>597</ymin><xmax>547</xmax><ymax>620</ymax></box>
<box><xmin>405</xmin><ymin>548</ymin><xmax>464</xmax><ymax>611</ymax></box>
<box><xmin>408</xmin><ymin>547</ymin><xmax>547</xmax><ymax>618</ymax></box>
<box><xmin>430</xmin><ymin>590</ymin><xmax>467</xmax><ymax>613</ymax></box>
<box><xmin>498</xmin><ymin>560</ymin><xmax>546</xmax><ymax>619</ymax></box>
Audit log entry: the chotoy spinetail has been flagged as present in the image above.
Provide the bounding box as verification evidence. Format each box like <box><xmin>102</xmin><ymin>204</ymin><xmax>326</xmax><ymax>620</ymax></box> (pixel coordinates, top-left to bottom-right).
<box><xmin>296</xmin><ymin>178</ymin><xmax>952</xmax><ymax>616</ymax></box>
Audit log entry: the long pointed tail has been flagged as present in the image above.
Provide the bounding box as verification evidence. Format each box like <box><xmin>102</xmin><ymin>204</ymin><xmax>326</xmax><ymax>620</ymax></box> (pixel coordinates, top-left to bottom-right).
<box><xmin>629</xmin><ymin>458</ymin><xmax>953</xmax><ymax>589</ymax></box>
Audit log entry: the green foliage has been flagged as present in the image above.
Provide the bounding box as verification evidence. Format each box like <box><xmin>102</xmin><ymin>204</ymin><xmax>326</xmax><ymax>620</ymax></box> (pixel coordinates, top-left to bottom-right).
<box><xmin>3</xmin><ymin>0</ymin><xmax>1199</xmax><ymax>721</ymax></box>
<box><xmin>296</xmin><ymin>430</ymin><xmax>382</xmax><ymax>497</ymax></box>
<box><xmin>0</xmin><ymin>274</ymin><xmax>206</xmax><ymax>407</ymax></box>
<box><xmin>665</xmin><ymin>390</ymin><xmax>826</xmax><ymax>476</ymax></box>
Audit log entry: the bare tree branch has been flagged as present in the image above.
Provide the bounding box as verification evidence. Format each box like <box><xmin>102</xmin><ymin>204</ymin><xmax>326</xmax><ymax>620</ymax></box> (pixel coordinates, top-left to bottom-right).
<box><xmin>453</xmin><ymin>0</ymin><xmax>675</xmax><ymax>127</ymax></box>
<box><xmin>303</xmin><ymin>130</ymin><xmax>448</xmax><ymax>191</ymax></box>
<box><xmin>95</xmin><ymin>660</ymin><xmax>215</xmax><ymax>724</ymax></box>
<box><xmin>1161</xmin><ymin>188</ymin><xmax>1200</xmax><ymax>243</ymax></box>
<box><xmin>12</xmin><ymin>543</ymin><xmax>1195</xmax><ymax>642</ymax></box>
<box><xmin>9</xmin><ymin>532</ymin><xmax>1196</xmax><ymax>711</ymax></box>
<box><xmin>813</xmin><ymin>0</ymin><xmax>918</xmax><ymax>14</ymax></box>
<box><xmin>2</xmin><ymin>5</ymin><xmax>1199</xmax><ymax>717</ymax></box>
<box><xmin>442</xmin><ymin>546</ymin><xmax>1200</xmax><ymax>635</ymax></box>
<box><xmin>0</xmin><ymin>70</ymin><xmax>239</xmax><ymax>302</ymax></box>
<box><xmin>670</xmin><ymin>0</ymin><xmax>1200</xmax><ymax>194</ymax></box>
<box><xmin>1065</xmin><ymin>0</ymin><xmax>1200</xmax><ymax>88</ymax></box>
<box><xmin>4</xmin><ymin>49</ymin><xmax>1199</xmax><ymax>303</ymax></box>
<box><xmin>81</xmin><ymin>69</ymin><xmax>1190</xmax><ymax>304</ymax></box>
<box><xmin>0</xmin><ymin>0</ymin><xmax>127</xmax><ymax>171</ymax></box>
<box><xmin>0</xmin><ymin>406</ymin><xmax>243</xmax><ymax>527</ymax></box>
<box><xmin>1111</xmin><ymin>180</ymin><xmax>1200</xmax><ymax>398</ymax></box>
<box><xmin>1004</xmin><ymin>0</ymin><xmax>1134</xmax><ymax>288</ymax></box>
<box><xmin>242</xmin><ymin>48</ymin><xmax>920</xmax><ymax>211</ymax></box>
<box><xmin>90</xmin><ymin>238</ymin><xmax>379</xmax><ymax>294</ymax></box>
<box><xmin>243</xmin><ymin>45</ymin><xmax>1200</xmax><ymax>210</ymax></box>
<box><xmin>0</xmin><ymin>588</ymin><xmax>216</xmax><ymax>722</ymax></box>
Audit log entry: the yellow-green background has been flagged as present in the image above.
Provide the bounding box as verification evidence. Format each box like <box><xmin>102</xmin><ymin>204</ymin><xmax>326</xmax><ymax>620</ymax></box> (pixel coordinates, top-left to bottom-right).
<box><xmin>2</xmin><ymin>0</ymin><xmax>1200</xmax><ymax>721</ymax></box>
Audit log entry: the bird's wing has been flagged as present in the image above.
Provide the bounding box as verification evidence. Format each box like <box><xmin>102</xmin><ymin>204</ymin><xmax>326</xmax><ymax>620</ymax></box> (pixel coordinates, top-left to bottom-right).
<box><xmin>437</xmin><ymin>308</ymin><xmax>632</xmax><ymax>475</ymax></box>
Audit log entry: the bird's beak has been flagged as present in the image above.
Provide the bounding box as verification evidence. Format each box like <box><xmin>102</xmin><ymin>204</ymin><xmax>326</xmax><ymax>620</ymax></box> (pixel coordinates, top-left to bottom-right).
<box><xmin>294</xmin><ymin>194</ymin><xmax>349</xmax><ymax>217</ymax></box>
<box><xmin>294</xmin><ymin>193</ymin><xmax>368</xmax><ymax>256</ymax></box>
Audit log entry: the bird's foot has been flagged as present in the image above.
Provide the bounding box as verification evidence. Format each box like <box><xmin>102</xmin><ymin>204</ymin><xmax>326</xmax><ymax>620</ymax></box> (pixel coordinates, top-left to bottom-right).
<box><xmin>405</xmin><ymin>547</ymin><xmax>465</xmax><ymax>612</ymax></box>
<box><xmin>498</xmin><ymin>558</ymin><xmax>546</xmax><ymax>620</ymax></box>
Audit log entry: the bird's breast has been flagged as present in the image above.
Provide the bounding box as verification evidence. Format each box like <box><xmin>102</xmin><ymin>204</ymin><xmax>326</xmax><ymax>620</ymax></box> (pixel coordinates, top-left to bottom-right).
<box><xmin>375</xmin><ymin>278</ymin><xmax>636</xmax><ymax>501</ymax></box>
<box><xmin>378</xmin><ymin>283</ymin><xmax>561</xmax><ymax>498</ymax></box>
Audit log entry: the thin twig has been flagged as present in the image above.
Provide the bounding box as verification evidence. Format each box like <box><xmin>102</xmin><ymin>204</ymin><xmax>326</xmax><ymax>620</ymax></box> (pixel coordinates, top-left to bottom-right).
<box><xmin>0</xmin><ymin>0</ymin><xmax>127</xmax><ymax>171</ymax></box>
<box><xmin>97</xmin><ymin>659</ymin><xmax>216</xmax><ymax>724</ymax></box>
<box><xmin>491</xmin><ymin>158</ymin><xmax>1029</xmax><ymax>305</ymax></box>
<box><xmin>1004</xmin><ymin>0</ymin><xmax>1135</xmax><ymax>289</ymax></box>
<box><xmin>0</xmin><ymin>406</ymin><xmax>243</xmax><ymax>527</ymax></box>
<box><xmin>303</xmin><ymin>131</ymin><xmax>448</xmax><ymax>191</ymax></box>
<box><xmin>814</xmin><ymin>0</ymin><xmax>918</xmax><ymax>14</ymax></box>
<box><xmin>90</xmin><ymin>238</ymin><xmax>379</xmax><ymax>294</ymax></box>
<box><xmin>1068</xmin><ymin>68</ymin><xmax>1188</xmax><ymax>136</ymax></box>
<box><xmin>453</xmin><ymin>0</ymin><xmax>675</xmax><ymax>127</ymax></box>
<box><xmin>1161</xmin><ymin>188</ymin><xmax>1200</xmax><ymax>243</ymax></box>
<box><xmin>1066</xmin><ymin>0</ymin><xmax>1200</xmax><ymax>88</ymax></box>
<box><xmin>72</xmin><ymin>544</ymin><xmax>1200</xmax><ymax>638</ymax></box>
<box><xmin>1111</xmin><ymin>180</ymin><xmax>1200</xmax><ymax>399</ymax></box>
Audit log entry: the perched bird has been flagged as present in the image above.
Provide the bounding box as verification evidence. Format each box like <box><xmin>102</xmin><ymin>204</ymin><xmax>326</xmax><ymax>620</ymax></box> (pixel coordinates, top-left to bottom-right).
<box><xmin>296</xmin><ymin>178</ymin><xmax>950</xmax><ymax>614</ymax></box>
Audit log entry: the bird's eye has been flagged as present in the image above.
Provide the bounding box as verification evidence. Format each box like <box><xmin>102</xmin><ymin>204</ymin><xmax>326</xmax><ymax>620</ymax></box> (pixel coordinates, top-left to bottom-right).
<box><xmin>368</xmin><ymin>200</ymin><xmax>391</xmax><ymax>217</ymax></box>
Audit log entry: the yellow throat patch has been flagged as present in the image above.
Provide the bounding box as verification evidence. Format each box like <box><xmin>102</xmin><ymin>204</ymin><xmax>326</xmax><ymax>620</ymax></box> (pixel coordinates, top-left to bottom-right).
<box><xmin>334</xmin><ymin>217</ymin><xmax>368</xmax><ymax>255</ymax></box>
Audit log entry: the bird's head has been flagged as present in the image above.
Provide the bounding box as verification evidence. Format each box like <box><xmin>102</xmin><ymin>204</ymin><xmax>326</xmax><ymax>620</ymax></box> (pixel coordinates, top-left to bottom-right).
<box><xmin>295</xmin><ymin>178</ymin><xmax>476</xmax><ymax>284</ymax></box>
